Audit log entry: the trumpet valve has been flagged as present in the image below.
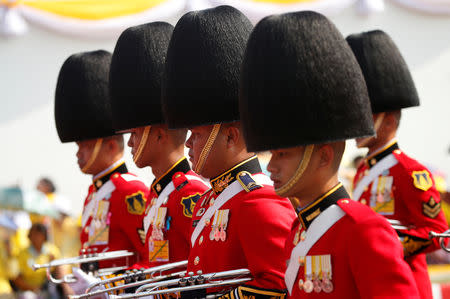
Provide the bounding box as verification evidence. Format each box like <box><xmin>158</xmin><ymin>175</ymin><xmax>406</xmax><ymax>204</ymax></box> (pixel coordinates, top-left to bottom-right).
<box><xmin>196</xmin><ymin>271</ymin><xmax>205</xmax><ymax>284</ymax></box>
<box><xmin>179</xmin><ymin>276</ymin><xmax>188</xmax><ymax>287</ymax></box>
<box><xmin>187</xmin><ymin>272</ymin><xmax>196</xmax><ymax>285</ymax></box>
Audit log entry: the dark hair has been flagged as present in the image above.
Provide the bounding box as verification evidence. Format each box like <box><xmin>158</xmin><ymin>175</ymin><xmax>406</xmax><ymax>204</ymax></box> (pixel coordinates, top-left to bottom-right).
<box><xmin>38</xmin><ymin>177</ymin><xmax>56</xmax><ymax>193</ymax></box>
<box><xmin>29</xmin><ymin>223</ymin><xmax>48</xmax><ymax>241</ymax></box>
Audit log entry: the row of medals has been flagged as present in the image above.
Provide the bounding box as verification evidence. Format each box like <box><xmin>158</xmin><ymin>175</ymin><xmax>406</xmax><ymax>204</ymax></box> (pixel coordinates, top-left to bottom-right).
<box><xmin>209</xmin><ymin>210</ymin><xmax>229</xmax><ymax>242</ymax></box>
<box><xmin>298</xmin><ymin>255</ymin><xmax>333</xmax><ymax>293</ymax></box>
<box><xmin>293</xmin><ymin>224</ymin><xmax>333</xmax><ymax>293</ymax></box>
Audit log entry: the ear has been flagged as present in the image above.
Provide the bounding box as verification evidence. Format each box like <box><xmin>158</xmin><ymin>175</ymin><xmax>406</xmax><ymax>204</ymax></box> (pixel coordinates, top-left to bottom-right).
<box><xmin>317</xmin><ymin>144</ymin><xmax>334</xmax><ymax>169</ymax></box>
<box><xmin>225</xmin><ymin>126</ymin><xmax>240</xmax><ymax>149</ymax></box>
<box><xmin>105</xmin><ymin>138</ymin><xmax>119</xmax><ymax>154</ymax></box>
<box><xmin>155</xmin><ymin>127</ymin><xmax>168</xmax><ymax>143</ymax></box>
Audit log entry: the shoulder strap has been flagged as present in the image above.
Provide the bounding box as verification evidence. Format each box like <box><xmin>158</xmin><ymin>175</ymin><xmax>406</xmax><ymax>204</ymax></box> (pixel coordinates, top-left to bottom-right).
<box><xmin>353</xmin><ymin>154</ymin><xmax>398</xmax><ymax>201</ymax></box>
<box><xmin>285</xmin><ymin>205</ymin><xmax>346</xmax><ymax>294</ymax></box>
<box><xmin>190</xmin><ymin>174</ymin><xmax>271</xmax><ymax>247</ymax></box>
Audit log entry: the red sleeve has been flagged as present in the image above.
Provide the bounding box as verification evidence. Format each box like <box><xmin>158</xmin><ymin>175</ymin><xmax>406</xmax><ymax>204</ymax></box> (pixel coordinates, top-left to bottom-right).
<box><xmin>236</xmin><ymin>193</ymin><xmax>296</xmax><ymax>290</ymax></box>
<box><xmin>345</xmin><ymin>203</ymin><xmax>420</xmax><ymax>298</ymax></box>
<box><xmin>394</xmin><ymin>161</ymin><xmax>448</xmax><ymax>256</ymax></box>
<box><xmin>111</xmin><ymin>175</ymin><xmax>149</xmax><ymax>260</ymax></box>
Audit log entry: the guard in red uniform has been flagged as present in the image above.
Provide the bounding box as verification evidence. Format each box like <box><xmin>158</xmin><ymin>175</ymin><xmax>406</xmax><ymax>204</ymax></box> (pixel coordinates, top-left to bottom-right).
<box><xmin>54</xmin><ymin>51</ymin><xmax>149</xmax><ymax>269</ymax></box>
<box><xmin>239</xmin><ymin>12</ymin><xmax>419</xmax><ymax>298</ymax></box>
<box><xmin>109</xmin><ymin>22</ymin><xmax>209</xmax><ymax>268</ymax></box>
<box><xmin>162</xmin><ymin>6</ymin><xmax>296</xmax><ymax>298</ymax></box>
<box><xmin>347</xmin><ymin>30</ymin><xmax>448</xmax><ymax>298</ymax></box>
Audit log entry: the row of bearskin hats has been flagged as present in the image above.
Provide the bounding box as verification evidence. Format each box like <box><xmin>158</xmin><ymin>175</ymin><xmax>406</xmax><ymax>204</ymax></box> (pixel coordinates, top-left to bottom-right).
<box><xmin>54</xmin><ymin>5</ymin><xmax>420</xmax><ymax>150</ymax></box>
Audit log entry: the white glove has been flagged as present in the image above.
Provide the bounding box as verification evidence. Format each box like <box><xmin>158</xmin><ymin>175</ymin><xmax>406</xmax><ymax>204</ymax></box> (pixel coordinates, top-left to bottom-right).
<box><xmin>68</xmin><ymin>267</ymin><xmax>109</xmax><ymax>299</ymax></box>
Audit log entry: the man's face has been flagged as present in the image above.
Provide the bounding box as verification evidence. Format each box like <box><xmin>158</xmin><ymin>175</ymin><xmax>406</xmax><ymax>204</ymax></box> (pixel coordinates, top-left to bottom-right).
<box><xmin>76</xmin><ymin>139</ymin><xmax>99</xmax><ymax>173</ymax></box>
<box><xmin>186</xmin><ymin>125</ymin><xmax>220</xmax><ymax>178</ymax></box>
<box><xmin>267</xmin><ymin>146</ymin><xmax>305</xmax><ymax>191</ymax></box>
<box><xmin>127</xmin><ymin>126</ymin><xmax>152</xmax><ymax>168</ymax></box>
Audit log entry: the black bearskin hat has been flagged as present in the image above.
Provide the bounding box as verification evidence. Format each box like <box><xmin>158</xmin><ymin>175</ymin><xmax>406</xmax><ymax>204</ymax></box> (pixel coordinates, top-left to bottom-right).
<box><xmin>346</xmin><ymin>30</ymin><xmax>420</xmax><ymax>113</ymax></box>
<box><xmin>162</xmin><ymin>5</ymin><xmax>253</xmax><ymax>129</ymax></box>
<box><xmin>240</xmin><ymin>11</ymin><xmax>374</xmax><ymax>152</ymax></box>
<box><xmin>110</xmin><ymin>22</ymin><xmax>174</xmax><ymax>131</ymax></box>
<box><xmin>55</xmin><ymin>50</ymin><xmax>114</xmax><ymax>143</ymax></box>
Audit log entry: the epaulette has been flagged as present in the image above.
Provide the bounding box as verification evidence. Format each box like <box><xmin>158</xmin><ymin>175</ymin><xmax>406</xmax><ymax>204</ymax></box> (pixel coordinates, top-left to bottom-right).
<box><xmin>236</xmin><ymin>171</ymin><xmax>262</xmax><ymax>193</ymax></box>
<box><xmin>172</xmin><ymin>172</ymin><xmax>189</xmax><ymax>191</ymax></box>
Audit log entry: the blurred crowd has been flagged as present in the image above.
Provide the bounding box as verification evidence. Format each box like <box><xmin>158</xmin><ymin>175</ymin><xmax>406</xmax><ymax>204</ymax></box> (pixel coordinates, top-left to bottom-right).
<box><xmin>0</xmin><ymin>178</ymin><xmax>80</xmax><ymax>299</ymax></box>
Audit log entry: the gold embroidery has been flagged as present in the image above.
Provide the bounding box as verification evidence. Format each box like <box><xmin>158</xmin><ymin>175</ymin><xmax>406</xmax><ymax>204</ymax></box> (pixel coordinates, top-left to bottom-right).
<box><xmin>213</xmin><ymin>173</ymin><xmax>233</xmax><ymax>193</ymax></box>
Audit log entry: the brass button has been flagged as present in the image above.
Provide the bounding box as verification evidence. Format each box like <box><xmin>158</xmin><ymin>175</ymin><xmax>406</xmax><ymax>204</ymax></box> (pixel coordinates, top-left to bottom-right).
<box><xmin>300</xmin><ymin>231</ymin><xmax>306</xmax><ymax>241</ymax></box>
<box><xmin>156</xmin><ymin>184</ymin><xmax>161</xmax><ymax>192</ymax></box>
<box><xmin>364</xmin><ymin>170</ymin><xmax>369</xmax><ymax>175</ymax></box>
<box><xmin>174</xmin><ymin>174</ymin><xmax>181</xmax><ymax>178</ymax></box>
<box><xmin>199</xmin><ymin>236</ymin><xmax>203</xmax><ymax>245</ymax></box>
<box><xmin>112</xmin><ymin>173</ymin><xmax>119</xmax><ymax>179</ymax></box>
<box><xmin>341</xmin><ymin>199</ymin><xmax>349</xmax><ymax>204</ymax></box>
<box><xmin>394</xmin><ymin>149</ymin><xmax>401</xmax><ymax>154</ymax></box>
<box><xmin>194</xmin><ymin>256</ymin><xmax>200</xmax><ymax>265</ymax></box>
<box><xmin>96</xmin><ymin>180</ymin><xmax>102</xmax><ymax>188</ymax></box>
<box><xmin>361</xmin><ymin>199</ymin><xmax>367</xmax><ymax>205</ymax></box>
<box><xmin>370</xmin><ymin>158</ymin><xmax>376</xmax><ymax>166</ymax></box>
<box><xmin>298</xmin><ymin>256</ymin><xmax>305</xmax><ymax>266</ymax></box>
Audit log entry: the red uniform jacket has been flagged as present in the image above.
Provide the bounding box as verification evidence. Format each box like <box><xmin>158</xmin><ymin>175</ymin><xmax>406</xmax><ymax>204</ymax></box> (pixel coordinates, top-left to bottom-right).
<box><xmin>187</xmin><ymin>156</ymin><xmax>296</xmax><ymax>298</ymax></box>
<box><xmin>285</xmin><ymin>184</ymin><xmax>419</xmax><ymax>298</ymax></box>
<box><xmin>353</xmin><ymin>141</ymin><xmax>448</xmax><ymax>298</ymax></box>
<box><xmin>140</xmin><ymin>157</ymin><xmax>209</xmax><ymax>268</ymax></box>
<box><xmin>80</xmin><ymin>162</ymin><xmax>149</xmax><ymax>268</ymax></box>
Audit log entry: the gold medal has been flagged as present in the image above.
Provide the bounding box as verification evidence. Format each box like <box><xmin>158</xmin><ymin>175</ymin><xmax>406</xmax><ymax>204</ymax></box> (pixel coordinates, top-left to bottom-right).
<box><xmin>322</xmin><ymin>278</ymin><xmax>333</xmax><ymax>293</ymax></box>
<box><xmin>303</xmin><ymin>280</ymin><xmax>314</xmax><ymax>293</ymax></box>
<box><xmin>313</xmin><ymin>278</ymin><xmax>322</xmax><ymax>293</ymax></box>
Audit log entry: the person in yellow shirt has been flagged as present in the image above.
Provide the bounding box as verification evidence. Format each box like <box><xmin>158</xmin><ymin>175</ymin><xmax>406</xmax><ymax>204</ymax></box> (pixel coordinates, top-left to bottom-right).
<box><xmin>13</xmin><ymin>223</ymin><xmax>60</xmax><ymax>299</ymax></box>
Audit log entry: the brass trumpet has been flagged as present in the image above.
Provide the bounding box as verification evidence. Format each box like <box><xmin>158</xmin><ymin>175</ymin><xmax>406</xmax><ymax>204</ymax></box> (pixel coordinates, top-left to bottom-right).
<box><xmin>108</xmin><ymin>268</ymin><xmax>252</xmax><ymax>299</ymax></box>
<box><xmin>33</xmin><ymin>249</ymin><xmax>135</xmax><ymax>284</ymax></box>
<box><xmin>69</xmin><ymin>260</ymin><xmax>188</xmax><ymax>299</ymax></box>
<box><xmin>429</xmin><ymin>229</ymin><xmax>450</xmax><ymax>253</ymax></box>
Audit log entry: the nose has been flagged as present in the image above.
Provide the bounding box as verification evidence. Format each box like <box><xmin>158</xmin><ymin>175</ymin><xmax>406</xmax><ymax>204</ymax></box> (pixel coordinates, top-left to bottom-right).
<box><xmin>185</xmin><ymin>132</ymin><xmax>193</xmax><ymax>149</ymax></box>
<box><xmin>128</xmin><ymin>134</ymin><xmax>134</xmax><ymax>148</ymax></box>
<box><xmin>266</xmin><ymin>158</ymin><xmax>277</xmax><ymax>174</ymax></box>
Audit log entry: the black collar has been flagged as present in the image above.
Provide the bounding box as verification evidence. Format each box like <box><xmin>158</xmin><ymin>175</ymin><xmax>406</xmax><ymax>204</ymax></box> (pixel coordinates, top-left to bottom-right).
<box><xmin>210</xmin><ymin>156</ymin><xmax>261</xmax><ymax>195</ymax></box>
<box><xmin>366</xmin><ymin>141</ymin><xmax>399</xmax><ymax>169</ymax></box>
<box><xmin>151</xmin><ymin>157</ymin><xmax>191</xmax><ymax>196</ymax></box>
<box><xmin>93</xmin><ymin>162</ymin><xmax>128</xmax><ymax>191</ymax></box>
<box><xmin>298</xmin><ymin>183</ymin><xmax>349</xmax><ymax>230</ymax></box>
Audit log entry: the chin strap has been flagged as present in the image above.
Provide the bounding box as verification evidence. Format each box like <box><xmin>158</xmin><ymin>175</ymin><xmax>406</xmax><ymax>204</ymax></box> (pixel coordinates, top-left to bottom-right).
<box><xmin>81</xmin><ymin>138</ymin><xmax>103</xmax><ymax>173</ymax></box>
<box><xmin>357</xmin><ymin>112</ymin><xmax>385</xmax><ymax>147</ymax></box>
<box><xmin>133</xmin><ymin>126</ymin><xmax>151</xmax><ymax>164</ymax></box>
<box><xmin>275</xmin><ymin>145</ymin><xmax>314</xmax><ymax>197</ymax></box>
<box><xmin>194</xmin><ymin>124</ymin><xmax>221</xmax><ymax>174</ymax></box>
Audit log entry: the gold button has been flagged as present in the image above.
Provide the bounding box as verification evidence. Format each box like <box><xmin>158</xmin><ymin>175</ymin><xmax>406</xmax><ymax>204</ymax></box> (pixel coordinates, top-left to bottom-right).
<box><xmin>194</xmin><ymin>256</ymin><xmax>200</xmax><ymax>265</ymax></box>
<box><xmin>341</xmin><ymin>199</ymin><xmax>349</xmax><ymax>204</ymax></box>
<box><xmin>199</xmin><ymin>236</ymin><xmax>203</xmax><ymax>245</ymax></box>
<box><xmin>364</xmin><ymin>170</ymin><xmax>369</xmax><ymax>175</ymax></box>
<box><xmin>112</xmin><ymin>173</ymin><xmax>119</xmax><ymax>179</ymax></box>
<box><xmin>174</xmin><ymin>174</ymin><xmax>181</xmax><ymax>178</ymax></box>
<box><xmin>300</xmin><ymin>231</ymin><xmax>306</xmax><ymax>241</ymax></box>
<box><xmin>370</xmin><ymin>158</ymin><xmax>376</xmax><ymax>166</ymax></box>
<box><xmin>394</xmin><ymin>149</ymin><xmax>401</xmax><ymax>154</ymax></box>
<box><xmin>96</xmin><ymin>180</ymin><xmax>102</xmax><ymax>188</ymax></box>
<box><xmin>298</xmin><ymin>256</ymin><xmax>305</xmax><ymax>266</ymax></box>
<box><xmin>361</xmin><ymin>199</ymin><xmax>367</xmax><ymax>205</ymax></box>
<box><xmin>156</xmin><ymin>184</ymin><xmax>161</xmax><ymax>192</ymax></box>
